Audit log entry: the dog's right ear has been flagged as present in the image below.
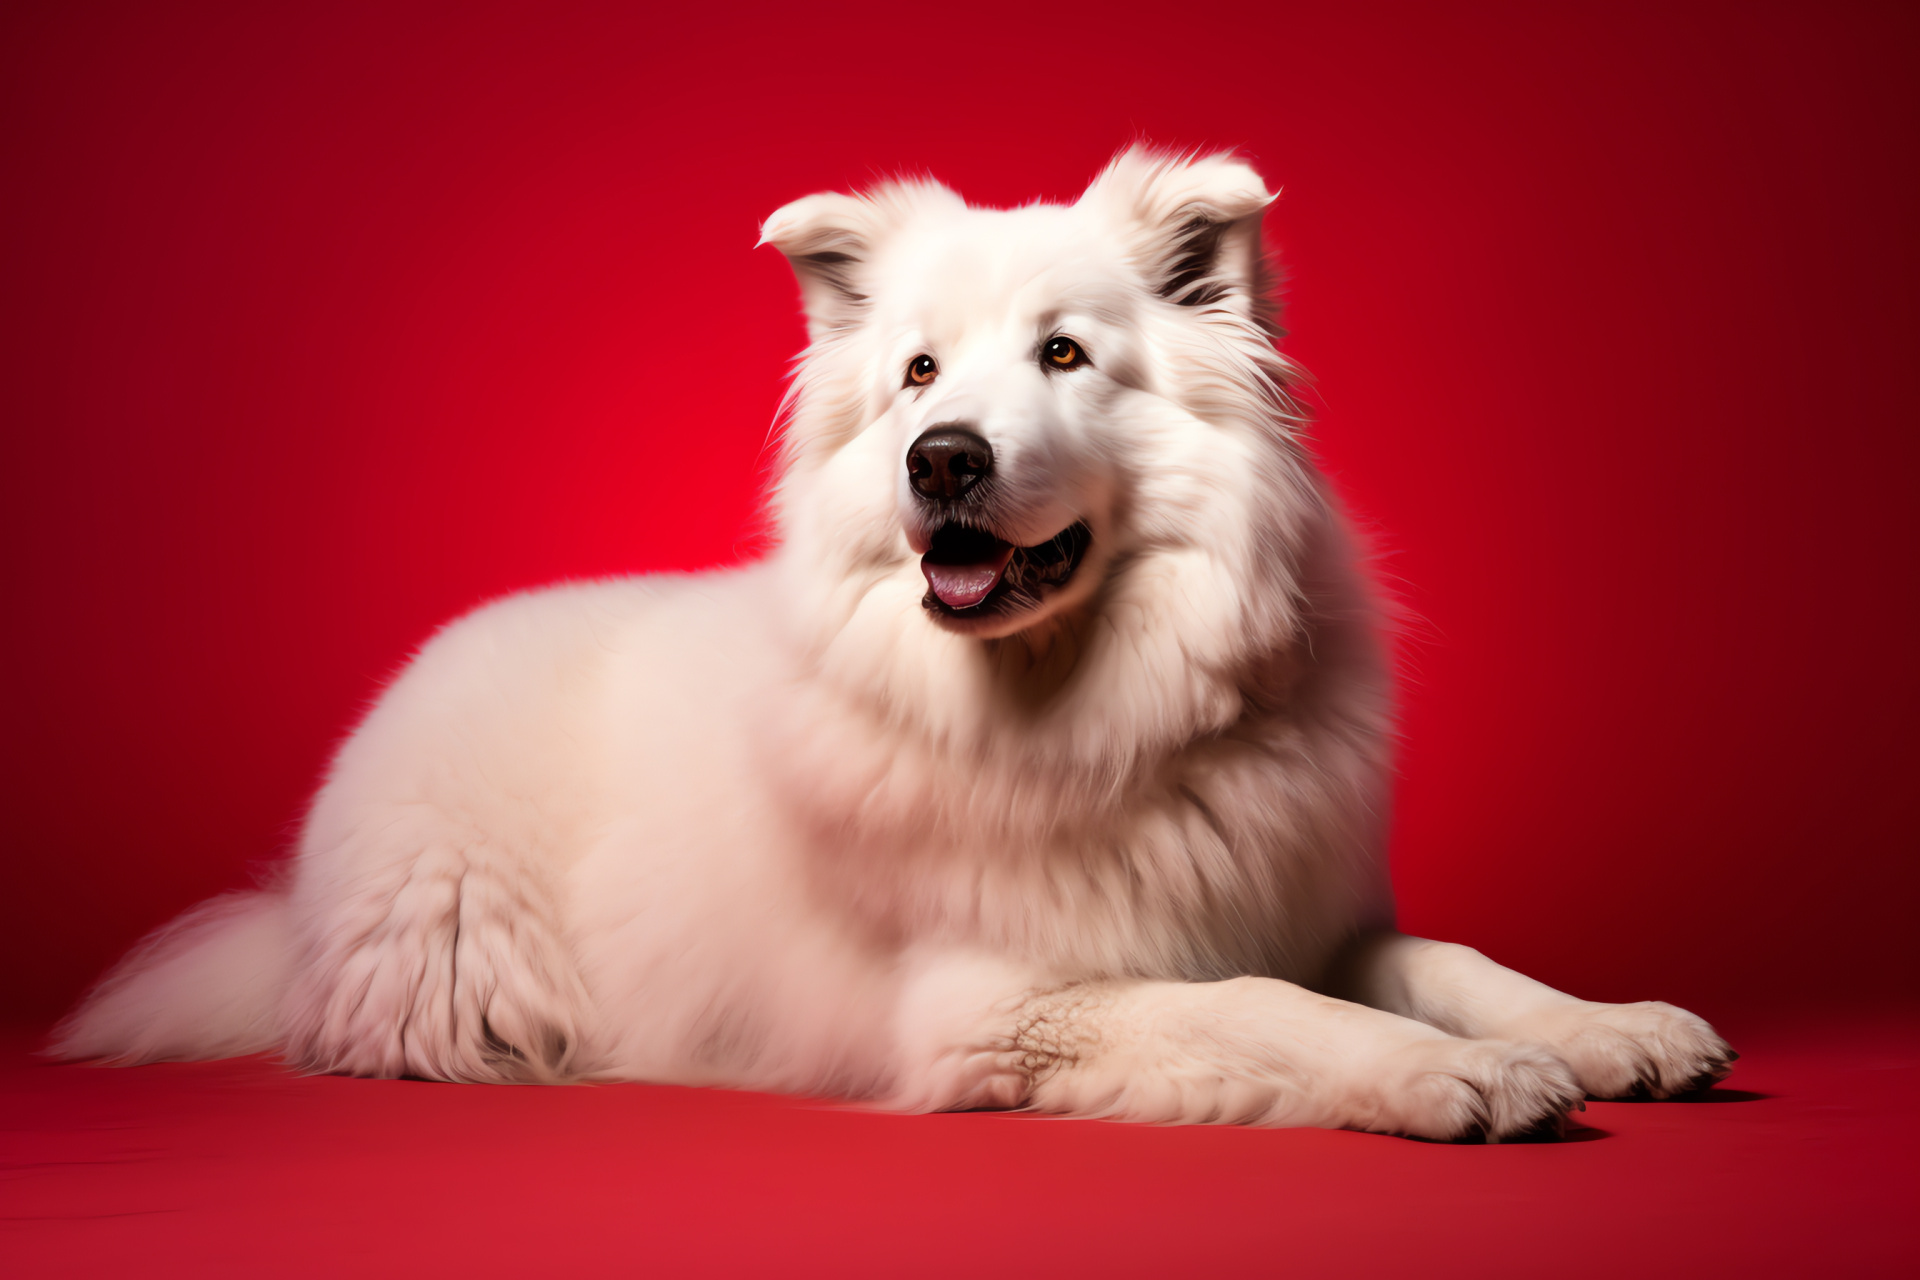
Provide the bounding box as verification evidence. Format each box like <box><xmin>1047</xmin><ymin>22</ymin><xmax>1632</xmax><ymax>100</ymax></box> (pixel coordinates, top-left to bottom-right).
<box><xmin>762</xmin><ymin>181</ymin><xmax>965</xmax><ymax>342</ymax></box>
<box><xmin>759</xmin><ymin>193</ymin><xmax>882</xmax><ymax>342</ymax></box>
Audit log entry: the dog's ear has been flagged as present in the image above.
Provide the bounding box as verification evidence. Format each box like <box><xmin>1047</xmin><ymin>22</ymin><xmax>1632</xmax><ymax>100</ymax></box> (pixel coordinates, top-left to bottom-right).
<box><xmin>761</xmin><ymin>181</ymin><xmax>966</xmax><ymax>342</ymax></box>
<box><xmin>1081</xmin><ymin>148</ymin><xmax>1277</xmax><ymax>326</ymax></box>
<box><xmin>759</xmin><ymin>193</ymin><xmax>878</xmax><ymax>342</ymax></box>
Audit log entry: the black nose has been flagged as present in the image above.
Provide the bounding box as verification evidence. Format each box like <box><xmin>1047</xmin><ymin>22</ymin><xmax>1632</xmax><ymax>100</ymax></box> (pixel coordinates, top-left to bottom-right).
<box><xmin>906</xmin><ymin>427</ymin><xmax>994</xmax><ymax>500</ymax></box>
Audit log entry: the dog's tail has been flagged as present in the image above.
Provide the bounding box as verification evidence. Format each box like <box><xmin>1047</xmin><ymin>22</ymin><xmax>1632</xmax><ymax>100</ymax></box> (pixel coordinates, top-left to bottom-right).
<box><xmin>50</xmin><ymin>890</ymin><xmax>293</xmax><ymax>1065</ymax></box>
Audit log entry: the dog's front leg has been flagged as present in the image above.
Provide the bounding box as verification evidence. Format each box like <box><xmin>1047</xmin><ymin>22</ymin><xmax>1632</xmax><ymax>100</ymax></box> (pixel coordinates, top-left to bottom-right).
<box><xmin>889</xmin><ymin>954</ymin><xmax>1582</xmax><ymax>1139</ymax></box>
<box><xmin>1330</xmin><ymin>933</ymin><xmax>1736</xmax><ymax>1099</ymax></box>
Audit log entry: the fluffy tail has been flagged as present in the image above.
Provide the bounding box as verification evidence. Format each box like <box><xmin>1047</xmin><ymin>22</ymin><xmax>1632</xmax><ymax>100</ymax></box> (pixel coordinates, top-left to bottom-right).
<box><xmin>51</xmin><ymin>890</ymin><xmax>293</xmax><ymax>1064</ymax></box>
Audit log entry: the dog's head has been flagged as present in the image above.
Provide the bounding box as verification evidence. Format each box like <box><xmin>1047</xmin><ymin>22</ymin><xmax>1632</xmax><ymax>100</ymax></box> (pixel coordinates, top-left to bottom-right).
<box><xmin>763</xmin><ymin>149</ymin><xmax>1340</xmax><ymax>759</ymax></box>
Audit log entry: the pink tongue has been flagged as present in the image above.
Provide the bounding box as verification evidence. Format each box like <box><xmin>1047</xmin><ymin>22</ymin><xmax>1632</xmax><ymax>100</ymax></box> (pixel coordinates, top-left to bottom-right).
<box><xmin>922</xmin><ymin>547</ymin><xmax>1015</xmax><ymax>609</ymax></box>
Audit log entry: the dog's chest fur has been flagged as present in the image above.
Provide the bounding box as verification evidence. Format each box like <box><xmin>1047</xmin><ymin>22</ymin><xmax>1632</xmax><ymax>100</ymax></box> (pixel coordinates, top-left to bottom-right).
<box><xmin>767</xmin><ymin>624</ymin><xmax>1392</xmax><ymax>989</ymax></box>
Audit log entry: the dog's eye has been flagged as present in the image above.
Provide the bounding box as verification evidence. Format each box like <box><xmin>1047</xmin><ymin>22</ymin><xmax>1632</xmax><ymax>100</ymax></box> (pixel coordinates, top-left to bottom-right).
<box><xmin>905</xmin><ymin>354</ymin><xmax>938</xmax><ymax>387</ymax></box>
<box><xmin>1042</xmin><ymin>336</ymin><xmax>1090</xmax><ymax>371</ymax></box>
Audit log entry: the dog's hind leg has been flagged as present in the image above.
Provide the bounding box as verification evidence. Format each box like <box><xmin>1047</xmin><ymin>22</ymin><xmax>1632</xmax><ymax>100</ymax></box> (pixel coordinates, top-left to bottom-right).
<box><xmin>280</xmin><ymin>807</ymin><xmax>591</xmax><ymax>1083</ymax></box>
<box><xmin>889</xmin><ymin>955</ymin><xmax>1582</xmax><ymax>1139</ymax></box>
<box><xmin>1327</xmin><ymin>932</ymin><xmax>1736</xmax><ymax>1099</ymax></box>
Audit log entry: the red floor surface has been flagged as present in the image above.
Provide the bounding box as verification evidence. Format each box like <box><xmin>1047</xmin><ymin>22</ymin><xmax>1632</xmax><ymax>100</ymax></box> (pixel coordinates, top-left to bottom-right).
<box><xmin>5</xmin><ymin>1010</ymin><xmax>1914</xmax><ymax>1277</ymax></box>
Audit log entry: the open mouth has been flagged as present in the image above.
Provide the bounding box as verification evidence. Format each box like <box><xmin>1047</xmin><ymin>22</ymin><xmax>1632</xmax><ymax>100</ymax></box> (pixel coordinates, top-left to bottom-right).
<box><xmin>920</xmin><ymin>520</ymin><xmax>1093</xmax><ymax>620</ymax></box>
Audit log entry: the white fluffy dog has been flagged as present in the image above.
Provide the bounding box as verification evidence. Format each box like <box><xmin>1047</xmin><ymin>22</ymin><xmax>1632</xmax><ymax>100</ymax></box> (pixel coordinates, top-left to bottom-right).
<box><xmin>57</xmin><ymin>149</ymin><xmax>1733</xmax><ymax>1139</ymax></box>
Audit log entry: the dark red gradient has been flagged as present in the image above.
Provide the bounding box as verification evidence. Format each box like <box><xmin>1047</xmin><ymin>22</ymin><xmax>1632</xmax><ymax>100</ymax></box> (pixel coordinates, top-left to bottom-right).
<box><xmin>3</xmin><ymin>0</ymin><xmax>1915</xmax><ymax>1030</ymax></box>
<box><xmin>5</xmin><ymin>1016</ymin><xmax>1916</xmax><ymax>1277</ymax></box>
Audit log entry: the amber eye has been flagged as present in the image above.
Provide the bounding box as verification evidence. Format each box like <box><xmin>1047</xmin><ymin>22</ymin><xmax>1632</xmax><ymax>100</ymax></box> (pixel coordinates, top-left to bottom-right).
<box><xmin>905</xmin><ymin>354</ymin><xmax>938</xmax><ymax>387</ymax></box>
<box><xmin>1042</xmin><ymin>336</ymin><xmax>1089</xmax><ymax>370</ymax></box>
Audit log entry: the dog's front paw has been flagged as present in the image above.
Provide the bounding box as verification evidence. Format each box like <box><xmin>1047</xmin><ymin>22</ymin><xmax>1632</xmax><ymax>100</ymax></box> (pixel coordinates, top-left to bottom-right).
<box><xmin>1505</xmin><ymin>1001</ymin><xmax>1735</xmax><ymax>1100</ymax></box>
<box><xmin>1370</xmin><ymin>1038</ymin><xmax>1584</xmax><ymax>1141</ymax></box>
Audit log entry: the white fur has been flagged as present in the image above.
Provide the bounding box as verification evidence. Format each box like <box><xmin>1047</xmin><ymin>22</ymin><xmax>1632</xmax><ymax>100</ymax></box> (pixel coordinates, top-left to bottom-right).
<box><xmin>55</xmin><ymin>149</ymin><xmax>1731</xmax><ymax>1139</ymax></box>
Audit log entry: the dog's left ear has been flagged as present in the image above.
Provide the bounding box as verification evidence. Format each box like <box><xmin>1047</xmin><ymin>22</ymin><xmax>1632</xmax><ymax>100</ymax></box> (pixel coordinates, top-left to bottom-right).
<box><xmin>1081</xmin><ymin>148</ymin><xmax>1276</xmax><ymax>325</ymax></box>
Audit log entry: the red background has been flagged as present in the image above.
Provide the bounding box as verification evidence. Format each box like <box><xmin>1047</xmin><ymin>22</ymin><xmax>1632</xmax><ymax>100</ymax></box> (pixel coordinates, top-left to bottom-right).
<box><xmin>3</xmin><ymin>0</ymin><xmax>1915</xmax><ymax>1029</ymax></box>
<box><xmin>4</xmin><ymin>6</ymin><xmax>1916</xmax><ymax>1276</ymax></box>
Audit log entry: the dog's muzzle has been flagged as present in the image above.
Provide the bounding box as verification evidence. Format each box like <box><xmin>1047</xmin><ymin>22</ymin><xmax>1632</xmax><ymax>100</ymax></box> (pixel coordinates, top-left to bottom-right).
<box><xmin>905</xmin><ymin>424</ymin><xmax>1092</xmax><ymax>623</ymax></box>
<box><xmin>918</xmin><ymin>519</ymin><xmax>1093</xmax><ymax>618</ymax></box>
<box><xmin>906</xmin><ymin>426</ymin><xmax>993</xmax><ymax>502</ymax></box>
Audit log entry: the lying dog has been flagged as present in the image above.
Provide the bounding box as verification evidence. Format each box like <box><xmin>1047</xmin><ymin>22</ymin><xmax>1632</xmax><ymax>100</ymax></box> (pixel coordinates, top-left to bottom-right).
<box><xmin>57</xmin><ymin>149</ymin><xmax>1733</xmax><ymax>1138</ymax></box>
